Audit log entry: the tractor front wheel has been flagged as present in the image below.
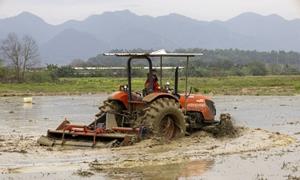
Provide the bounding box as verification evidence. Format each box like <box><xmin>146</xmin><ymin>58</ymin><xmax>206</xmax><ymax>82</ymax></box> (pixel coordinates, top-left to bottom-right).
<box><xmin>96</xmin><ymin>100</ymin><xmax>125</xmax><ymax>127</ymax></box>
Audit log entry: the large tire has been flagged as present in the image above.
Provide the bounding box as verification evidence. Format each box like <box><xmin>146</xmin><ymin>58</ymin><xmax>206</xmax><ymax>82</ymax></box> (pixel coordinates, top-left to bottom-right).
<box><xmin>139</xmin><ymin>98</ymin><xmax>186</xmax><ymax>140</ymax></box>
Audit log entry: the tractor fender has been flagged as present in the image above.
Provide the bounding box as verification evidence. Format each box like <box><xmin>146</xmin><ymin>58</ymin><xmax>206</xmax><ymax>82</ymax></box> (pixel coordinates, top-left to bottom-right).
<box><xmin>143</xmin><ymin>93</ymin><xmax>179</xmax><ymax>103</ymax></box>
<box><xmin>107</xmin><ymin>91</ymin><xmax>129</xmax><ymax>109</ymax></box>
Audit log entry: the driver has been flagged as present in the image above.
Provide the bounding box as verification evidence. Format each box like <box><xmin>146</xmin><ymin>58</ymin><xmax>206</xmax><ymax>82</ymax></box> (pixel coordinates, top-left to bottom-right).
<box><xmin>144</xmin><ymin>69</ymin><xmax>160</xmax><ymax>93</ymax></box>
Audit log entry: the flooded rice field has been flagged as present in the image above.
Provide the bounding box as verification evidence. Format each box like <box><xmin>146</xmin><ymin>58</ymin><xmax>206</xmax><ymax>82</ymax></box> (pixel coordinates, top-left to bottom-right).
<box><xmin>0</xmin><ymin>95</ymin><xmax>300</xmax><ymax>180</ymax></box>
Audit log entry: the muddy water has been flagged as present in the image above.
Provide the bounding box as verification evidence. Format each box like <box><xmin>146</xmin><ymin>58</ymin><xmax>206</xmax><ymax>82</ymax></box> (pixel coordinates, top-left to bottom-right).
<box><xmin>214</xmin><ymin>96</ymin><xmax>300</xmax><ymax>135</ymax></box>
<box><xmin>0</xmin><ymin>95</ymin><xmax>299</xmax><ymax>180</ymax></box>
<box><xmin>206</xmin><ymin>96</ymin><xmax>300</xmax><ymax>180</ymax></box>
<box><xmin>0</xmin><ymin>95</ymin><xmax>106</xmax><ymax>135</ymax></box>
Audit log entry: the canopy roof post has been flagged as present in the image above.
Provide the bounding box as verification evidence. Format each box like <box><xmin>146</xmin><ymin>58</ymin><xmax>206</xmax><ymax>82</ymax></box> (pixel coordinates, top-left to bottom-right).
<box><xmin>184</xmin><ymin>56</ymin><xmax>189</xmax><ymax>115</ymax></box>
<box><xmin>127</xmin><ymin>56</ymin><xmax>153</xmax><ymax>115</ymax></box>
<box><xmin>160</xmin><ymin>56</ymin><xmax>163</xmax><ymax>88</ymax></box>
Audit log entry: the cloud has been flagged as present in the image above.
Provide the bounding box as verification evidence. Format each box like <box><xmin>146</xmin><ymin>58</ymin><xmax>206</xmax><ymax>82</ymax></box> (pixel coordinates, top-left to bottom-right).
<box><xmin>291</xmin><ymin>0</ymin><xmax>300</xmax><ymax>17</ymax></box>
<box><xmin>294</xmin><ymin>0</ymin><xmax>300</xmax><ymax>8</ymax></box>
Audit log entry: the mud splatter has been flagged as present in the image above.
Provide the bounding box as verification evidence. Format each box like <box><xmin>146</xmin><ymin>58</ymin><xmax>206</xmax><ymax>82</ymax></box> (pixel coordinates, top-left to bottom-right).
<box><xmin>73</xmin><ymin>169</ymin><xmax>94</xmax><ymax>177</ymax></box>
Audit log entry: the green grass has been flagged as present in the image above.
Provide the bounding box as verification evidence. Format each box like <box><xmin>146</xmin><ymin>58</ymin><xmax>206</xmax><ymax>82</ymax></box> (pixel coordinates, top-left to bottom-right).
<box><xmin>1</xmin><ymin>75</ymin><xmax>300</xmax><ymax>96</ymax></box>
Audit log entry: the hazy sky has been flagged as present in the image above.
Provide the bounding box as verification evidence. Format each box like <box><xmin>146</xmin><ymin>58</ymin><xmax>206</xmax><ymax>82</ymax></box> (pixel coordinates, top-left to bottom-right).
<box><xmin>0</xmin><ymin>0</ymin><xmax>300</xmax><ymax>24</ymax></box>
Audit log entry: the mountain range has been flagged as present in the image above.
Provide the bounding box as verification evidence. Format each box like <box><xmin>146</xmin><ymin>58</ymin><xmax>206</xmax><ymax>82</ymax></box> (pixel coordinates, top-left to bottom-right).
<box><xmin>0</xmin><ymin>10</ymin><xmax>299</xmax><ymax>65</ymax></box>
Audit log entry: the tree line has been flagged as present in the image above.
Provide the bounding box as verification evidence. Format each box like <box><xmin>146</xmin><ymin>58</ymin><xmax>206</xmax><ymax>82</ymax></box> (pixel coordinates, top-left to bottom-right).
<box><xmin>70</xmin><ymin>48</ymin><xmax>300</xmax><ymax>77</ymax></box>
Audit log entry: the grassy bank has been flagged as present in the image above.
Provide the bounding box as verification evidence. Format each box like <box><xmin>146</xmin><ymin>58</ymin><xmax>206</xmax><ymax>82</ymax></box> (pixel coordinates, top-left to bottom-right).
<box><xmin>1</xmin><ymin>76</ymin><xmax>300</xmax><ymax>96</ymax></box>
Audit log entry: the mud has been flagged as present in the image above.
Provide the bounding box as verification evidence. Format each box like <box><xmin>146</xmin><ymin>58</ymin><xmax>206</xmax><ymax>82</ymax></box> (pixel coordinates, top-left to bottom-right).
<box><xmin>88</xmin><ymin>128</ymin><xmax>294</xmax><ymax>179</ymax></box>
<box><xmin>0</xmin><ymin>96</ymin><xmax>300</xmax><ymax>179</ymax></box>
<box><xmin>0</xmin><ymin>127</ymin><xmax>295</xmax><ymax>179</ymax></box>
<box><xmin>202</xmin><ymin>113</ymin><xmax>239</xmax><ymax>138</ymax></box>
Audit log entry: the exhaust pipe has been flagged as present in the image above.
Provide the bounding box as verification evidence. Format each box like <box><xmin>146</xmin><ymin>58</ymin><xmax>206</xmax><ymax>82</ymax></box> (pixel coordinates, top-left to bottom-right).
<box><xmin>174</xmin><ymin>66</ymin><xmax>179</xmax><ymax>95</ymax></box>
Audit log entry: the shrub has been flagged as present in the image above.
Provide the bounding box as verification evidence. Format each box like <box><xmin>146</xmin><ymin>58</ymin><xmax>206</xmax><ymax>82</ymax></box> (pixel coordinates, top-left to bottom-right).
<box><xmin>246</xmin><ymin>61</ymin><xmax>268</xmax><ymax>76</ymax></box>
<box><xmin>25</xmin><ymin>71</ymin><xmax>57</xmax><ymax>83</ymax></box>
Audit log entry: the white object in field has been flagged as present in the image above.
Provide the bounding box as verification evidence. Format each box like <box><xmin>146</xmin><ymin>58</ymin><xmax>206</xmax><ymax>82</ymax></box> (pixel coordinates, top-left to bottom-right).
<box><xmin>23</xmin><ymin>97</ymin><xmax>33</xmax><ymax>103</ymax></box>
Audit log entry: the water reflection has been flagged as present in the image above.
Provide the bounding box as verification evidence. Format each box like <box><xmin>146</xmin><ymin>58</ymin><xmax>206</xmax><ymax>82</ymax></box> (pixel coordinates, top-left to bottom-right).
<box><xmin>178</xmin><ymin>160</ymin><xmax>214</xmax><ymax>178</ymax></box>
<box><xmin>107</xmin><ymin>159</ymin><xmax>214</xmax><ymax>179</ymax></box>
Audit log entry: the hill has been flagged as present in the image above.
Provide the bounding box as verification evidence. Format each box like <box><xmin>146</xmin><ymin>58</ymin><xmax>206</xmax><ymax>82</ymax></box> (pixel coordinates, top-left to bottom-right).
<box><xmin>0</xmin><ymin>10</ymin><xmax>299</xmax><ymax>64</ymax></box>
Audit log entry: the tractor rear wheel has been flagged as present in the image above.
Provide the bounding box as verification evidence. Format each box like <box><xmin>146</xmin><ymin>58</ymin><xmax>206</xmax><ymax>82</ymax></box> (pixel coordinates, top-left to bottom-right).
<box><xmin>139</xmin><ymin>98</ymin><xmax>186</xmax><ymax>140</ymax></box>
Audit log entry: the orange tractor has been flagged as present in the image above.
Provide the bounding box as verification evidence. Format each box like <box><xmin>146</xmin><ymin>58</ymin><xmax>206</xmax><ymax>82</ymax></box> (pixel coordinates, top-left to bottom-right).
<box><xmin>38</xmin><ymin>50</ymin><xmax>219</xmax><ymax>147</ymax></box>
